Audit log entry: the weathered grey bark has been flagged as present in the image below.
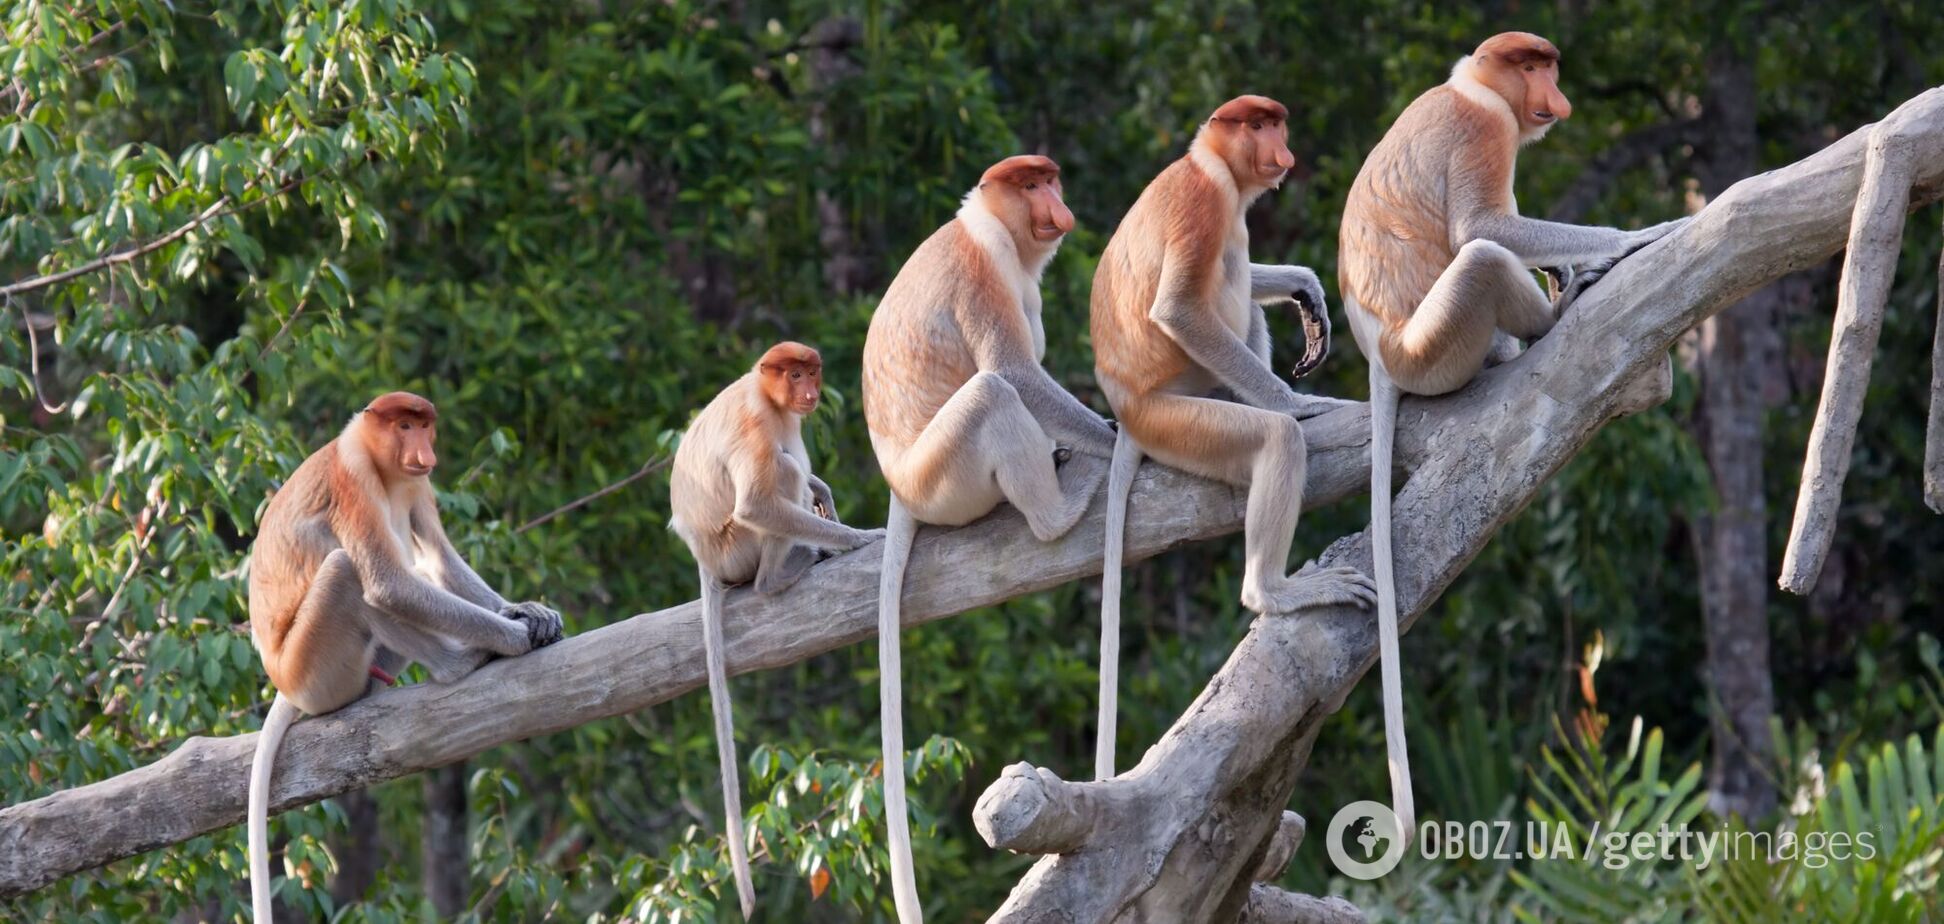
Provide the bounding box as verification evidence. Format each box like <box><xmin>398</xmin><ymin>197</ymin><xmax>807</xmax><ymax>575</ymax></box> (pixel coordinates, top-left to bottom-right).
<box><xmin>2</xmin><ymin>88</ymin><xmax>1941</xmax><ymax>923</ymax></box>
<box><xmin>975</xmin><ymin>88</ymin><xmax>1944</xmax><ymax>922</ymax></box>
<box><xmin>1779</xmin><ymin>110</ymin><xmax>1922</xmax><ymax>592</ymax></box>
<box><xmin>421</xmin><ymin>763</ymin><xmax>469</xmax><ymax>917</ymax></box>
<box><xmin>1688</xmin><ymin>47</ymin><xmax>1778</xmax><ymax>822</ymax></box>
<box><xmin>1926</xmin><ymin>212</ymin><xmax>1944</xmax><ymax>513</ymax></box>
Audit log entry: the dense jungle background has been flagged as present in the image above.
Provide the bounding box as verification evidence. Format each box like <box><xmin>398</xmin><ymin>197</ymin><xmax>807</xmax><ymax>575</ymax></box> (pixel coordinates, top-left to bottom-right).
<box><xmin>4</xmin><ymin>0</ymin><xmax>1944</xmax><ymax>920</ymax></box>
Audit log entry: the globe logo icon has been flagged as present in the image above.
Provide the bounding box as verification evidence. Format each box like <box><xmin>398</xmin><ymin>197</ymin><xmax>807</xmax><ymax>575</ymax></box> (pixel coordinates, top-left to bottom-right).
<box><xmin>1325</xmin><ymin>800</ymin><xmax>1407</xmax><ymax>879</ymax></box>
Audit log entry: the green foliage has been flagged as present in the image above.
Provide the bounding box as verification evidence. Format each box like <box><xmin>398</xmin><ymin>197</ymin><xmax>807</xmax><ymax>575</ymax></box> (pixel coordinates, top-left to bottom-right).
<box><xmin>4</xmin><ymin>0</ymin><xmax>1944</xmax><ymax>920</ymax></box>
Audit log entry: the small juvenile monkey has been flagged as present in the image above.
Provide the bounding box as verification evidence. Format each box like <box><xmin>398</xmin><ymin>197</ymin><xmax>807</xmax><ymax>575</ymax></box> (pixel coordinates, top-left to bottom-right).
<box><xmin>669</xmin><ymin>341</ymin><xmax>883</xmax><ymax>918</ymax></box>
<box><xmin>1339</xmin><ymin>32</ymin><xmax>1687</xmax><ymax>840</ymax></box>
<box><xmin>246</xmin><ymin>393</ymin><xmax>564</xmax><ymax>923</ymax></box>
<box><xmin>863</xmin><ymin>154</ymin><xmax>1115</xmax><ymax>923</ymax></box>
<box><xmin>1091</xmin><ymin>95</ymin><xmax>1375</xmax><ymax>780</ymax></box>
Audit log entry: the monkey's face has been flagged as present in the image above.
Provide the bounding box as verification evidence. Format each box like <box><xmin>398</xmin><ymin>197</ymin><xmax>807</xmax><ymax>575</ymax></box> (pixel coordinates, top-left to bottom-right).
<box><xmin>1002</xmin><ymin>176</ymin><xmax>1073</xmax><ymax>243</ymax></box>
<box><xmin>763</xmin><ymin>362</ymin><xmax>822</xmax><ymax>416</ymax></box>
<box><xmin>1474</xmin><ymin>33</ymin><xmax>1570</xmax><ymax>139</ymax></box>
<box><xmin>1208</xmin><ymin>103</ymin><xmax>1296</xmax><ymax>190</ymax></box>
<box><xmin>1512</xmin><ymin>58</ymin><xmax>1570</xmax><ymax>135</ymax></box>
<box><xmin>1239</xmin><ymin>117</ymin><xmax>1295</xmax><ymax>187</ymax></box>
<box><xmin>1028</xmin><ymin>177</ymin><xmax>1075</xmax><ymax>242</ymax></box>
<box><xmin>390</xmin><ymin>418</ymin><xmax>438</xmax><ymax>478</ymax></box>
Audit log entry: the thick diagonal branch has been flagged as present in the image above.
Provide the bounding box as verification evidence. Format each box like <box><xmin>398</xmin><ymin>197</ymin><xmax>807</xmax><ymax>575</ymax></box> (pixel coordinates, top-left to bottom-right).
<box><xmin>978</xmin><ymin>87</ymin><xmax>1944</xmax><ymax>923</ymax></box>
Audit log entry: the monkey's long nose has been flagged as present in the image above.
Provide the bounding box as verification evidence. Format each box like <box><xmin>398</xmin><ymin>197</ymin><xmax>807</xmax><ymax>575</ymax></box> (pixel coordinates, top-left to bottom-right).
<box><xmin>1548</xmin><ymin>88</ymin><xmax>1573</xmax><ymax>120</ymax></box>
<box><xmin>1051</xmin><ymin>201</ymin><xmax>1075</xmax><ymax>234</ymax></box>
<box><xmin>1275</xmin><ymin>146</ymin><xmax>1295</xmax><ymax>170</ymax></box>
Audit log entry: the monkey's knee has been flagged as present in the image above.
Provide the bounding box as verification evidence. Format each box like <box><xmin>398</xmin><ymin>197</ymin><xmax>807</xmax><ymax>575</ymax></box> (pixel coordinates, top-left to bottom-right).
<box><xmin>1453</xmin><ymin>238</ymin><xmax>1519</xmax><ymax>274</ymax></box>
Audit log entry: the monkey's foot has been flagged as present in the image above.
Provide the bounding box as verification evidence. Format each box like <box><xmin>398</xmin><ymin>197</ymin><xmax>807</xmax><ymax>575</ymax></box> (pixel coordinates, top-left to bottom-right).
<box><xmin>1483</xmin><ymin>331</ymin><xmax>1524</xmax><ymax>368</ymax></box>
<box><xmin>1243</xmin><ymin>566</ymin><xmax>1377</xmax><ymax>615</ymax></box>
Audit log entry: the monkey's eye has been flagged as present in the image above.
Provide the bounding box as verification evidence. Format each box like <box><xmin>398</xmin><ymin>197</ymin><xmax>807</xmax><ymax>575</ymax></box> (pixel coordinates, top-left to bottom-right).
<box><xmin>791</xmin><ymin>371</ymin><xmax>803</xmax><ymax>380</ymax></box>
<box><xmin>1249</xmin><ymin>120</ymin><xmax>1262</xmax><ymax>131</ymax></box>
<box><xmin>400</xmin><ymin>422</ymin><xmax>413</xmax><ymax>430</ymax></box>
<box><xmin>1524</xmin><ymin>64</ymin><xmax>1535</xmax><ymax>72</ymax></box>
<box><xmin>1025</xmin><ymin>182</ymin><xmax>1037</xmax><ymax>190</ymax></box>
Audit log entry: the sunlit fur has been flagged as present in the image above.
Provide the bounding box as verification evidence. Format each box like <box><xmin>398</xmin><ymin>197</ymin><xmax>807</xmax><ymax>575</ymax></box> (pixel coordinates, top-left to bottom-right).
<box><xmin>1336</xmin><ymin>31</ymin><xmax>1661</xmax><ymax>852</ymax></box>
<box><xmin>862</xmin><ymin>156</ymin><xmax>1112</xmax><ymax>924</ymax></box>
<box><xmin>1339</xmin><ymin>33</ymin><xmax>1573</xmax><ymax>389</ymax></box>
<box><xmin>247</xmin><ymin>392</ymin><xmax>556</xmax><ymax>924</ymax></box>
<box><xmin>865</xmin><ymin>157</ymin><xmax>1087</xmax><ymax>521</ymax></box>
<box><xmin>670</xmin><ymin>341</ymin><xmax>875</xmax><ymax>921</ymax></box>
<box><xmin>1091</xmin><ymin>93</ymin><xmax>1372</xmax><ymax>619</ymax></box>
<box><xmin>672</xmin><ymin>343</ymin><xmax>833</xmax><ymax>584</ymax></box>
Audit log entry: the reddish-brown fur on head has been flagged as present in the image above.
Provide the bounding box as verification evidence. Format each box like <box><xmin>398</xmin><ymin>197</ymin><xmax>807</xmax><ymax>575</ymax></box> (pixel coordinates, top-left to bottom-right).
<box><xmin>1471</xmin><ymin>32</ymin><xmax>1569</xmax><ymax>134</ymax></box>
<box><xmin>355</xmin><ymin>391</ymin><xmax>439</xmax><ymax>481</ymax></box>
<box><xmin>1200</xmin><ymin>94</ymin><xmax>1296</xmax><ymax>190</ymax></box>
<box><xmin>979</xmin><ymin>155</ymin><xmax>1075</xmax><ymax>244</ymax></box>
<box><xmin>757</xmin><ymin>341</ymin><xmax>823</xmax><ymax>415</ymax></box>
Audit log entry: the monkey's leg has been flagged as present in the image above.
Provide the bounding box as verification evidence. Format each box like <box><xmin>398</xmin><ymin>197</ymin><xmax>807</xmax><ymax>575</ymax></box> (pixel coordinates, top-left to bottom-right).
<box><xmin>1126</xmin><ymin>393</ymin><xmax>1372</xmax><ymax>615</ymax></box>
<box><xmin>275</xmin><ymin>550</ymin><xmax>393</xmax><ymax>714</ymax></box>
<box><xmin>753</xmin><ymin>537</ymin><xmax>820</xmax><ymax>596</ymax></box>
<box><xmin>1390</xmin><ymin>239</ymin><xmax>1556</xmax><ymax>396</ymax></box>
<box><xmin>896</xmin><ymin>371</ymin><xmax>1104</xmax><ymax>542</ymax></box>
<box><xmin>295</xmin><ymin>551</ymin><xmax>489</xmax><ymax>685</ymax></box>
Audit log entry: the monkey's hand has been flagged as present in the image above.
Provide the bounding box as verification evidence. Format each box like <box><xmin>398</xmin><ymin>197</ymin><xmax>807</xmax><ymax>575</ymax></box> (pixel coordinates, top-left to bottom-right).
<box><xmin>1282</xmin><ymin>394</ymin><xmax>1359</xmax><ymax>420</ymax></box>
<box><xmin>501</xmin><ymin>601</ymin><xmax>565</xmax><ymax>650</ymax></box>
<box><xmin>833</xmin><ymin>526</ymin><xmax>888</xmax><ymax>553</ymax></box>
<box><xmin>1286</xmin><ymin>285</ymin><xmax>1334</xmax><ymax>380</ymax></box>
<box><xmin>1624</xmin><ymin>216</ymin><xmax>1689</xmax><ymax>255</ymax></box>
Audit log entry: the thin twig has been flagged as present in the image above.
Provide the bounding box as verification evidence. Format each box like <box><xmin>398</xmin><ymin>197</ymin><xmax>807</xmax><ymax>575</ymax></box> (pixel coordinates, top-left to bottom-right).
<box><xmin>3</xmin><ymin>131</ymin><xmax>311</xmax><ymax>299</ymax></box>
<box><xmin>256</xmin><ymin>296</ymin><xmax>311</xmax><ymax>361</ymax></box>
<box><xmin>514</xmin><ymin>457</ymin><xmax>669</xmax><ymax>534</ymax></box>
<box><xmin>12</xmin><ymin>292</ymin><xmax>68</xmax><ymax>414</ymax></box>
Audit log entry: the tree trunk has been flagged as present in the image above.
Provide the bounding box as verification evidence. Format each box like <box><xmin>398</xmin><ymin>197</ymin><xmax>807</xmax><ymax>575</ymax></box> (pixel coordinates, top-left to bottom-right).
<box><xmin>328</xmin><ymin>788</ymin><xmax>381</xmax><ymax>906</ymax></box>
<box><xmin>1687</xmin><ymin>45</ymin><xmax>1779</xmax><ymax>822</ymax></box>
<box><xmin>421</xmin><ymin>762</ymin><xmax>469</xmax><ymax>917</ymax></box>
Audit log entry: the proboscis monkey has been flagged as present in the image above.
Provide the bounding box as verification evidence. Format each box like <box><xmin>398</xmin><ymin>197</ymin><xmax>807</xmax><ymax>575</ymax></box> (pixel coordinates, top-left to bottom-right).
<box><xmin>862</xmin><ymin>154</ymin><xmax>1114</xmax><ymax>923</ymax></box>
<box><xmin>670</xmin><ymin>341</ymin><xmax>884</xmax><ymax>918</ymax></box>
<box><xmin>1339</xmin><ymin>31</ymin><xmax>1688</xmax><ymax>841</ymax></box>
<box><xmin>246</xmin><ymin>393</ymin><xmax>565</xmax><ymax>923</ymax></box>
<box><xmin>1091</xmin><ymin>95</ymin><xmax>1375</xmax><ymax>780</ymax></box>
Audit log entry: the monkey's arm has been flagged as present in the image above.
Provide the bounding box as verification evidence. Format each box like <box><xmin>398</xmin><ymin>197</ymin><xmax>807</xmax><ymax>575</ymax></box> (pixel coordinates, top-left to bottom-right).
<box><xmin>343</xmin><ymin>526</ymin><xmax>533</xmax><ymax>656</ymax></box>
<box><xmin>1245</xmin><ymin>303</ymin><xmax>1272</xmax><ymax>366</ymax></box>
<box><xmin>1151</xmin><ymin>255</ymin><xmax>1338</xmax><ymax>419</ymax></box>
<box><xmin>1449</xmin><ymin>170</ymin><xmax>1685</xmax><ymax>269</ymax></box>
<box><xmin>410</xmin><ymin>496</ymin><xmax>508</xmax><ymax>611</ymax></box>
<box><xmin>1247</xmin><ymin>263</ymin><xmax>1327</xmax><ymax>308</ymax></box>
<box><xmin>732</xmin><ymin>461</ymin><xmax>878</xmax><ymax>551</ymax></box>
<box><xmin>960</xmin><ymin>301</ymin><xmax>1117</xmax><ymax>458</ymax></box>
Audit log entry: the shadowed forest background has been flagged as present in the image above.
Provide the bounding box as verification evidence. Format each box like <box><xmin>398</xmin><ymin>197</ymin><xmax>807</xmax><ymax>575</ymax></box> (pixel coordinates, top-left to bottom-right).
<box><xmin>4</xmin><ymin>0</ymin><xmax>1944</xmax><ymax>920</ymax></box>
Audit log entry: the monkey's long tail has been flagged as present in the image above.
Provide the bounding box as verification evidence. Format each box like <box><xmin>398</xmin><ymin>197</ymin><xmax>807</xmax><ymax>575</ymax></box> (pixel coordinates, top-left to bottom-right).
<box><xmin>249</xmin><ymin>693</ymin><xmax>300</xmax><ymax>924</ymax></box>
<box><xmin>700</xmin><ymin>569</ymin><xmax>757</xmax><ymax>919</ymax></box>
<box><xmin>878</xmin><ymin>498</ymin><xmax>923</xmax><ymax>924</ymax></box>
<box><xmin>1369</xmin><ymin>371</ymin><xmax>1416</xmax><ymax>844</ymax></box>
<box><xmin>1095</xmin><ymin>429</ymin><xmax>1143</xmax><ymax>781</ymax></box>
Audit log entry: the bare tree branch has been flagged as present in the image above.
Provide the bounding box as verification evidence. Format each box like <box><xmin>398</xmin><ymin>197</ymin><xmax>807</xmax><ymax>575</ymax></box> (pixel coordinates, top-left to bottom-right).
<box><xmin>977</xmin><ymin>86</ymin><xmax>1944</xmax><ymax>922</ymax></box>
